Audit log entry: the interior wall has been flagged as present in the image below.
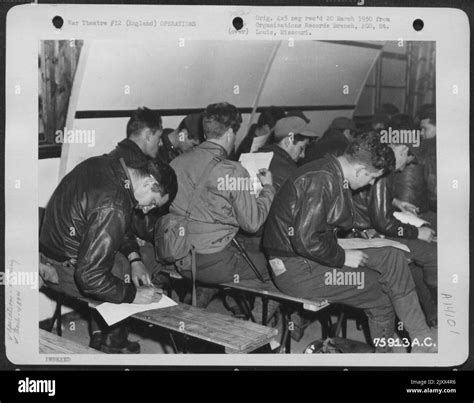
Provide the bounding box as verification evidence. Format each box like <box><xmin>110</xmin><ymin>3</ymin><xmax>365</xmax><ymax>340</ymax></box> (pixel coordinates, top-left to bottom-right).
<box><xmin>61</xmin><ymin>40</ymin><xmax>381</xmax><ymax>175</ymax></box>
<box><xmin>39</xmin><ymin>40</ymin><xmax>389</xmax><ymax>206</ymax></box>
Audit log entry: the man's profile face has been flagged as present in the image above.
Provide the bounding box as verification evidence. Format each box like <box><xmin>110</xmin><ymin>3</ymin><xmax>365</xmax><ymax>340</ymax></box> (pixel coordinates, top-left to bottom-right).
<box><xmin>178</xmin><ymin>129</ymin><xmax>199</xmax><ymax>152</ymax></box>
<box><xmin>391</xmin><ymin>145</ymin><xmax>410</xmax><ymax>171</ymax></box>
<box><xmin>133</xmin><ymin>176</ymin><xmax>169</xmax><ymax>213</ymax></box>
<box><xmin>420</xmin><ymin>118</ymin><xmax>436</xmax><ymax>139</ymax></box>
<box><xmin>371</xmin><ymin>122</ymin><xmax>386</xmax><ymax>132</ymax></box>
<box><xmin>350</xmin><ymin>166</ymin><xmax>383</xmax><ymax>190</ymax></box>
<box><xmin>288</xmin><ymin>138</ymin><xmax>309</xmax><ymax>162</ymax></box>
<box><xmin>343</xmin><ymin>128</ymin><xmax>355</xmax><ymax>141</ymax></box>
<box><xmin>256</xmin><ymin>124</ymin><xmax>271</xmax><ymax>137</ymax></box>
<box><xmin>144</xmin><ymin>127</ymin><xmax>163</xmax><ymax>158</ymax></box>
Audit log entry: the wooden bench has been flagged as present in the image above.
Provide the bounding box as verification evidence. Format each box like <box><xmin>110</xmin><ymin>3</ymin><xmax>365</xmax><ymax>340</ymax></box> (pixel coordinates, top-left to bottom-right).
<box><xmin>39</xmin><ymin>328</ymin><xmax>104</xmax><ymax>354</ymax></box>
<box><xmin>134</xmin><ymin>303</ymin><xmax>277</xmax><ymax>353</ymax></box>
<box><xmin>44</xmin><ymin>290</ymin><xmax>278</xmax><ymax>354</ymax></box>
<box><xmin>220</xmin><ymin>279</ymin><xmax>331</xmax><ymax>353</ymax></box>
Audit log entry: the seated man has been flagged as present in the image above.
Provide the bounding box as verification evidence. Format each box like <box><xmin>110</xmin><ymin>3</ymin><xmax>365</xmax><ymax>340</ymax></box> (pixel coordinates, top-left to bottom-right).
<box><xmin>301</xmin><ymin>117</ymin><xmax>357</xmax><ymax>164</ymax></box>
<box><xmin>234</xmin><ymin>106</ymin><xmax>286</xmax><ymax>160</ymax></box>
<box><xmin>259</xmin><ymin>116</ymin><xmax>318</xmax><ymax>192</ymax></box>
<box><xmin>352</xmin><ymin>132</ymin><xmax>437</xmax><ymax>326</ymax></box>
<box><xmin>159</xmin><ymin>116</ymin><xmax>202</xmax><ymax>164</ymax></box>
<box><xmin>417</xmin><ymin>105</ymin><xmax>437</xmax><ymax>216</ymax></box>
<box><xmin>237</xmin><ymin>116</ymin><xmax>316</xmax><ymax>253</ymax></box>
<box><xmin>390</xmin><ymin>108</ymin><xmax>437</xmax><ymax>222</ymax></box>
<box><xmin>263</xmin><ymin>132</ymin><xmax>436</xmax><ymax>353</ymax></box>
<box><xmin>169</xmin><ymin>102</ymin><xmax>275</xmax><ymax>307</ymax></box>
<box><xmin>108</xmin><ymin>107</ymin><xmax>167</xmax><ymax>242</ymax></box>
<box><xmin>40</xmin><ymin>155</ymin><xmax>177</xmax><ymax>353</ymax></box>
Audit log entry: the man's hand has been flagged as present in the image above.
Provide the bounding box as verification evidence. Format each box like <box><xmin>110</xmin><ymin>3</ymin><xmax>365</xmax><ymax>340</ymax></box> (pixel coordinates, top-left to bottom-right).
<box><xmin>257</xmin><ymin>169</ymin><xmax>273</xmax><ymax>187</ymax></box>
<box><xmin>393</xmin><ymin>198</ymin><xmax>419</xmax><ymax>216</ymax></box>
<box><xmin>132</xmin><ymin>285</ymin><xmax>163</xmax><ymax>304</ymax></box>
<box><xmin>131</xmin><ymin>261</ymin><xmax>152</xmax><ymax>287</ymax></box>
<box><xmin>418</xmin><ymin>227</ymin><xmax>435</xmax><ymax>243</ymax></box>
<box><xmin>344</xmin><ymin>250</ymin><xmax>369</xmax><ymax>268</ymax></box>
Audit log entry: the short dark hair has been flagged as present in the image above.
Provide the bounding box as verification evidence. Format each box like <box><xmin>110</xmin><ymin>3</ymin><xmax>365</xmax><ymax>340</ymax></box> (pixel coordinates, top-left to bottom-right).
<box><xmin>285</xmin><ymin>133</ymin><xmax>312</xmax><ymax>145</ymax></box>
<box><xmin>126</xmin><ymin>107</ymin><xmax>163</xmax><ymax>138</ymax></box>
<box><xmin>177</xmin><ymin>118</ymin><xmax>187</xmax><ymax>133</ymax></box>
<box><xmin>203</xmin><ymin>102</ymin><xmax>242</xmax><ymax>139</ymax></box>
<box><xmin>345</xmin><ymin>131</ymin><xmax>395</xmax><ymax>174</ymax></box>
<box><xmin>388</xmin><ymin>113</ymin><xmax>415</xmax><ymax>131</ymax></box>
<box><xmin>418</xmin><ymin>104</ymin><xmax>436</xmax><ymax>126</ymax></box>
<box><xmin>257</xmin><ymin>106</ymin><xmax>286</xmax><ymax>129</ymax></box>
<box><xmin>130</xmin><ymin>159</ymin><xmax>178</xmax><ymax>203</ymax></box>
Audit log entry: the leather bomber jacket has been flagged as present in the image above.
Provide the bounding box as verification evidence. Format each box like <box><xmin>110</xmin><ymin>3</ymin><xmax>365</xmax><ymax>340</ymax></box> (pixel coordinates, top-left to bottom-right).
<box><xmin>352</xmin><ymin>174</ymin><xmax>418</xmax><ymax>239</ymax></box>
<box><xmin>263</xmin><ymin>155</ymin><xmax>353</xmax><ymax>268</ymax></box>
<box><xmin>39</xmin><ymin>156</ymin><xmax>138</xmax><ymax>304</ymax></box>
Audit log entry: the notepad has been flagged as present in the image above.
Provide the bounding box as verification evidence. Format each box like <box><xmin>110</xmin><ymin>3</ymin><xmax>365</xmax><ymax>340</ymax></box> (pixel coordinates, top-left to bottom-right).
<box><xmin>338</xmin><ymin>238</ymin><xmax>410</xmax><ymax>253</ymax></box>
<box><xmin>96</xmin><ymin>294</ymin><xmax>178</xmax><ymax>326</ymax></box>
<box><xmin>393</xmin><ymin>211</ymin><xmax>430</xmax><ymax>228</ymax></box>
<box><xmin>239</xmin><ymin>152</ymin><xmax>274</xmax><ymax>196</ymax></box>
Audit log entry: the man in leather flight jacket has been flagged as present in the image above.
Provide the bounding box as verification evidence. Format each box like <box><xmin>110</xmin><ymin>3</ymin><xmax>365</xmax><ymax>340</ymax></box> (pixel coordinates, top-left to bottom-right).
<box><xmin>263</xmin><ymin>132</ymin><xmax>436</xmax><ymax>353</ymax></box>
<box><xmin>40</xmin><ymin>151</ymin><xmax>177</xmax><ymax>353</ymax></box>
<box><xmin>352</xmin><ymin>140</ymin><xmax>437</xmax><ymax>326</ymax></box>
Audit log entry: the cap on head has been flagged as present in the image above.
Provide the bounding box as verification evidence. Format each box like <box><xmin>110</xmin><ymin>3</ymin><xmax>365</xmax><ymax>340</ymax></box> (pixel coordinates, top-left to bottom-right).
<box><xmin>297</xmin><ymin>129</ymin><xmax>321</xmax><ymax>140</ymax></box>
<box><xmin>274</xmin><ymin>116</ymin><xmax>307</xmax><ymax>142</ymax></box>
<box><xmin>286</xmin><ymin>110</ymin><xmax>310</xmax><ymax>124</ymax></box>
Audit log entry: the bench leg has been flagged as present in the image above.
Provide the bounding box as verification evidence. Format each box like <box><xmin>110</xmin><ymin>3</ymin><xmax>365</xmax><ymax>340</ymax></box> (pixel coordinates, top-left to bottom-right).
<box><xmin>279</xmin><ymin>307</ymin><xmax>292</xmax><ymax>354</ymax></box>
<box><xmin>233</xmin><ymin>292</ymin><xmax>256</xmax><ymax>323</ymax></box>
<box><xmin>319</xmin><ymin>311</ymin><xmax>332</xmax><ymax>339</ymax></box>
<box><xmin>261</xmin><ymin>297</ymin><xmax>268</xmax><ymax>326</ymax></box>
<box><xmin>52</xmin><ymin>295</ymin><xmax>65</xmax><ymax>336</ymax></box>
<box><xmin>168</xmin><ymin>333</ymin><xmax>183</xmax><ymax>353</ymax></box>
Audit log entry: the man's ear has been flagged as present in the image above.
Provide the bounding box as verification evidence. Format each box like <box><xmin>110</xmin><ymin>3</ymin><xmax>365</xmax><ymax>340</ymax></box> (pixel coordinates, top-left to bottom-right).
<box><xmin>354</xmin><ymin>163</ymin><xmax>365</xmax><ymax>177</ymax></box>
<box><xmin>158</xmin><ymin>193</ymin><xmax>169</xmax><ymax>206</ymax></box>
<box><xmin>143</xmin><ymin>176</ymin><xmax>155</xmax><ymax>189</ymax></box>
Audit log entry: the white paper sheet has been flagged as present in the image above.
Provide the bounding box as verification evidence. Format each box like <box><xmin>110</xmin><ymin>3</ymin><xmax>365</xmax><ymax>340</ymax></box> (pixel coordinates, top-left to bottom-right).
<box><xmin>338</xmin><ymin>238</ymin><xmax>410</xmax><ymax>253</ymax></box>
<box><xmin>393</xmin><ymin>211</ymin><xmax>430</xmax><ymax>228</ymax></box>
<box><xmin>249</xmin><ymin>133</ymin><xmax>271</xmax><ymax>152</ymax></box>
<box><xmin>96</xmin><ymin>294</ymin><xmax>178</xmax><ymax>326</ymax></box>
<box><xmin>239</xmin><ymin>152</ymin><xmax>274</xmax><ymax>196</ymax></box>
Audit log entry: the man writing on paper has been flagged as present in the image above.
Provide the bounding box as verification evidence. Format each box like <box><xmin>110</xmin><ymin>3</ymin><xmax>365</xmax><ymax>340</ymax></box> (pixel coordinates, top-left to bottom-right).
<box><xmin>169</xmin><ymin>102</ymin><xmax>275</xmax><ymax>310</ymax></box>
<box><xmin>40</xmin><ymin>155</ymin><xmax>177</xmax><ymax>353</ymax></box>
<box><xmin>264</xmin><ymin>132</ymin><xmax>436</xmax><ymax>353</ymax></box>
<box><xmin>352</xmin><ymin>127</ymin><xmax>437</xmax><ymax>326</ymax></box>
<box><xmin>108</xmin><ymin>107</ymin><xmax>179</xmax><ymax>293</ymax></box>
